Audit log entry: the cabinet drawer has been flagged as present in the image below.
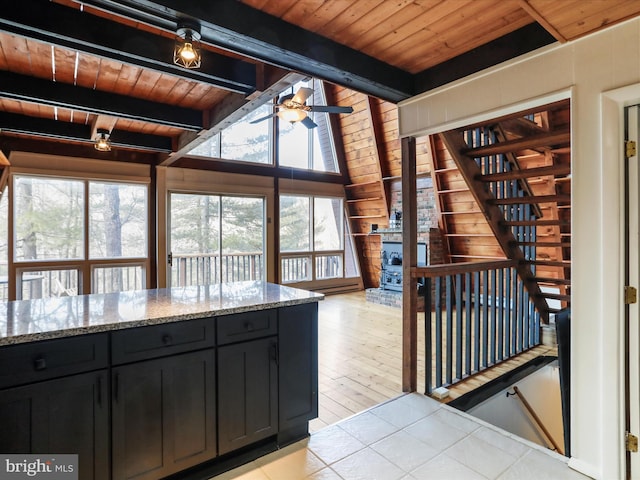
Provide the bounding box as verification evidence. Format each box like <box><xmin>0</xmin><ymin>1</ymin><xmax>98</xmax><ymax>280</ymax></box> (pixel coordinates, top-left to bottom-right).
<box><xmin>217</xmin><ymin>309</ymin><xmax>277</xmax><ymax>345</ymax></box>
<box><xmin>111</xmin><ymin>318</ymin><xmax>215</xmax><ymax>365</ymax></box>
<box><xmin>0</xmin><ymin>333</ymin><xmax>109</xmax><ymax>389</ymax></box>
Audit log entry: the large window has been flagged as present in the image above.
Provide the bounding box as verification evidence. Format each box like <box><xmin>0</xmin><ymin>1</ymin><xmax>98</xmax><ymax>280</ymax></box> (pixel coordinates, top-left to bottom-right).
<box><xmin>188</xmin><ymin>105</ymin><xmax>272</xmax><ymax>164</ymax></box>
<box><xmin>280</xmin><ymin>194</ymin><xmax>356</xmax><ymax>284</ymax></box>
<box><xmin>169</xmin><ymin>193</ymin><xmax>265</xmax><ymax>286</ymax></box>
<box><xmin>11</xmin><ymin>175</ymin><xmax>148</xmax><ymax>299</ymax></box>
<box><xmin>187</xmin><ymin>78</ymin><xmax>340</xmax><ymax>173</ymax></box>
<box><xmin>279</xmin><ymin>79</ymin><xmax>339</xmax><ymax>173</ymax></box>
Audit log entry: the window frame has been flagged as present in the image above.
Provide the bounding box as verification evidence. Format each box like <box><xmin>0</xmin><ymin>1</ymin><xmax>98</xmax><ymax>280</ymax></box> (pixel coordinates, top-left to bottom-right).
<box><xmin>6</xmin><ymin>154</ymin><xmax>151</xmax><ymax>300</ymax></box>
<box><xmin>167</xmin><ymin>191</ymin><xmax>267</xmax><ymax>287</ymax></box>
<box><xmin>278</xmin><ymin>179</ymin><xmax>361</xmax><ymax>291</ymax></box>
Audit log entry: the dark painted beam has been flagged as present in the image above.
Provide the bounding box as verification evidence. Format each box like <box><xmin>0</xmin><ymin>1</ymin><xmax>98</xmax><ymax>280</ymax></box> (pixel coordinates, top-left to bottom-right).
<box><xmin>174</xmin><ymin>156</ymin><xmax>345</xmax><ymax>184</ymax></box>
<box><xmin>0</xmin><ymin>112</ymin><xmax>172</xmax><ymax>152</ymax></box>
<box><xmin>0</xmin><ymin>71</ymin><xmax>203</xmax><ymax>131</ymax></box>
<box><xmin>78</xmin><ymin>0</ymin><xmax>415</xmax><ymax>102</ymax></box>
<box><xmin>0</xmin><ymin>136</ymin><xmax>159</xmax><ymax>164</ymax></box>
<box><xmin>414</xmin><ymin>23</ymin><xmax>557</xmax><ymax>94</ymax></box>
<box><xmin>0</xmin><ymin>0</ymin><xmax>256</xmax><ymax>94</ymax></box>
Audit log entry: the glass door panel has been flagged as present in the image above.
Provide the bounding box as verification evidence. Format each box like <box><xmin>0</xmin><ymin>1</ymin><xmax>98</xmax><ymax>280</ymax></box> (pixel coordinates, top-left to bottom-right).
<box><xmin>221</xmin><ymin>197</ymin><xmax>265</xmax><ymax>282</ymax></box>
<box><xmin>169</xmin><ymin>193</ymin><xmax>220</xmax><ymax>287</ymax></box>
<box><xmin>169</xmin><ymin>193</ymin><xmax>265</xmax><ymax>287</ymax></box>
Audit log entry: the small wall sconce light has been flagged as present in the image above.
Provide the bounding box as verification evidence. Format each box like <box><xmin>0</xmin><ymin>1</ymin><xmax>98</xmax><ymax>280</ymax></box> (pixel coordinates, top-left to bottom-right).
<box><xmin>94</xmin><ymin>128</ymin><xmax>112</xmax><ymax>152</ymax></box>
<box><xmin>174</xmin><ymin>23</ymin><xmax>202</xmax><ymax>69</ymax></box>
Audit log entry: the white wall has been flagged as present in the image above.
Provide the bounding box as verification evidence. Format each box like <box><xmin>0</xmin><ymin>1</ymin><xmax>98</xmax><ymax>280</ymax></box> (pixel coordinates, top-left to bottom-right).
<box><xmin>398</xmin><ymin>18</ymin><xmax>640</xmax><ymax>479</ymax></box>
<box><xmin>468</xmin><ymin>363</ymin><xmax>564</xmax><ymax>452</ymax></box>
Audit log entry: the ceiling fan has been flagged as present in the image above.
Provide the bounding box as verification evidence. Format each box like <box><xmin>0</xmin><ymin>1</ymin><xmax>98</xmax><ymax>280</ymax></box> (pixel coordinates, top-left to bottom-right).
<box><xmin>250</xmin><ymin>87</ymin><xmax>353</xmax><ymax>129</ymax></box>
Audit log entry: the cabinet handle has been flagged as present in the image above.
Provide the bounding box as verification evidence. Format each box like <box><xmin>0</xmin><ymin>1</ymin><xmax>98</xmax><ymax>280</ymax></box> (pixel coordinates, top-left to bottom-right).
<box><xmin>271</xmin><ymin>342</ymin><xmax>279</xmax><ymax>366</ymax></box>
<box><xmin>33</xmin><ymin>356</ymin><xmax>47</xmax><ymax>371</ymax></box>
<box><xmin>162</xmin><ymin>334</ymin><xmax>172</xmax><ymax>346</ymax></box>
<box><xmin>97</xmin><ymin>376</ymin><xmax>102</xmax><ymax>407</ymax></box>
<box><xmin>244</xmin><ymin>322</ymin><xmax>254</xmax><ymax>331</ymax></box>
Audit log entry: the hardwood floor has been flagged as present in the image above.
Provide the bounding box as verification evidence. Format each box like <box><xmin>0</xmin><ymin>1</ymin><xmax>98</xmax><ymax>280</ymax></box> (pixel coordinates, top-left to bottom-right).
<box><xmin>311</xmin><ymin>291</ymin><xmax>557</xmax><ymax>432</ymax></box>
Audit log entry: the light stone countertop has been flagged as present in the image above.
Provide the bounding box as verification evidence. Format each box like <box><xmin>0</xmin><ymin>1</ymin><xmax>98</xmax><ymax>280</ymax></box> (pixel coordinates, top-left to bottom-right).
<box><xmin>0</xmin><ymin>281</ymin><xmax>324</xmax><ymax>346</ymax></box>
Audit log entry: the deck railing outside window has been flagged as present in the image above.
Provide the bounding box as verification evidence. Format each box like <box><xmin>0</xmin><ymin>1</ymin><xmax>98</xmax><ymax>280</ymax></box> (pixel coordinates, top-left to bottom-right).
<box><xmin>281</xmin><ymin>252</ymin><xmax>343</xmax><ymax>283</ymax></box>
<box><xmin>171</xmin><ymin>252</ymin><xmax>263</xmax><ymax>287</ymax></box>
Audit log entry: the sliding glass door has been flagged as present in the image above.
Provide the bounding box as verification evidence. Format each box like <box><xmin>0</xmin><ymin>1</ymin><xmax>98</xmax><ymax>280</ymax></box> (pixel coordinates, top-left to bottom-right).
<box><xmin>169</xmin><ymin>193</ymin><xmax>265</xmax><ymax>287</ymax></box>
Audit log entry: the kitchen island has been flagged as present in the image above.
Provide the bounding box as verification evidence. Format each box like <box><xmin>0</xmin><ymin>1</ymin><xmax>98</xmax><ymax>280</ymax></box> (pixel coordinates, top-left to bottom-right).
<box><xmin>0</xmin><ymin>281</ymin><xmax>323</xmax><ymax>480</ymax></box>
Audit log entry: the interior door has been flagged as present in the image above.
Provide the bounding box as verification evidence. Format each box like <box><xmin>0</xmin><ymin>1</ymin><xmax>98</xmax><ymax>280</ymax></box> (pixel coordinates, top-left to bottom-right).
<box><xmin>626</xmin><ymin>104</ymin><xmax>640</xmax><ymax>479</ymax></box>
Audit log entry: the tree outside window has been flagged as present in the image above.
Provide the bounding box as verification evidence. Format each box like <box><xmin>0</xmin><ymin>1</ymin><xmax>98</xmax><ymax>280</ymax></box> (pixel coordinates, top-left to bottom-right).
<box><xmin>12</xmin><ymin>175</ymin><xmax>148</xmax><ymax>298</ymax></box>
<box><xmin>279</xmin><ymin>194</ymin><xmax>344</xmax><ymax>283</ymax></box>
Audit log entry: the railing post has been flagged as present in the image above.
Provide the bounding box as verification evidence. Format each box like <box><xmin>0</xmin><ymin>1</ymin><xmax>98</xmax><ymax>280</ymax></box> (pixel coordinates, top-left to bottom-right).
<box><xmin>424</xmin><ymin>277</ymin><xmax>432</xmax><ymax>394</ymax></box>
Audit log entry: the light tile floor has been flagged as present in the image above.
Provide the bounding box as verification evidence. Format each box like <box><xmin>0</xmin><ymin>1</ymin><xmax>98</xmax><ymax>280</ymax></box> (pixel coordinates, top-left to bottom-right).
<box><xmin>210</xmin><ymin>393</ymin><xmax>592</xmax><ymax>480</ymax></box>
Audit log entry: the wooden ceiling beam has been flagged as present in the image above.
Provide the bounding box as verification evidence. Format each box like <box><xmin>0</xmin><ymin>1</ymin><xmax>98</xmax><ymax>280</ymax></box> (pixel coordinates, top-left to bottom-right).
<box><xmin>0</xmin><ymin>0</ymin><xmax>257</xmax><ymax>94</ymax></box>
<box><xmin>0</xmin><ymin>71</ymin><xmax>203</xmax><ymax>131</ymax></box>
<box><xmin>517</xmin><ymin>0</ymin><xmax>568</xmax><ymax>43</ymax></box>
<box><xmin>414</xmin><ymin>23</ymin><xmax>556</xmax><ymax>94</ymax></box>
<box><xmin>78</xmin><ymin>0</ymin><xmax>415</xmax><ymax>103</ymax></box>
<box><xmin>0</xmin><ymin>136</ymin><xmax>159</xmax><ymax>164</ymax></box>
<box><xmin>161</xmin><ymin>70</ymin><xmax>306</xmax><ymax>165</ymax></box>
<box><xmin>0</xmin><ymin>111</ymin><xmax>172</xmax><ymax>152</ymax></box>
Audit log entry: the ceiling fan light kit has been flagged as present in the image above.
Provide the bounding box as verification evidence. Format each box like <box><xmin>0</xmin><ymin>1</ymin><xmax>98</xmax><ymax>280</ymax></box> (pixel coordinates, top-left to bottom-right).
<box><xmin>174</xmin><ymin>23</ymin><xmax>202</xmax><ymax>69</ymax></box>
<box><xmin>250</xmin><ymin>86</ymin><xmax>354</xmax><ymax>129</ymax></box>
<box><xmin>277</xmin><ymin>108</ymin><xmax>307</xmax><ymax>123</ymax></box>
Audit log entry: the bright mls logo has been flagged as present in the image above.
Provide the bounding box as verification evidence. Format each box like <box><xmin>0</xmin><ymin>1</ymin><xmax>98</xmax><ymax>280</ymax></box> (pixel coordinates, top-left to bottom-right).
<box><xmin>0</xmin><ymin>455</ymin><xmax>77</xmax><ymax>480</ymax></box>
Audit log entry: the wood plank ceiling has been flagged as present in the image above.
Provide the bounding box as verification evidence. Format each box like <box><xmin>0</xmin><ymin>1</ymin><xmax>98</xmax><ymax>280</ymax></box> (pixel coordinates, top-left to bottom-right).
<box><xmin>0</xmin><ymin>0</ymin><xmax>635</xmax><ymax>297</ymax></box>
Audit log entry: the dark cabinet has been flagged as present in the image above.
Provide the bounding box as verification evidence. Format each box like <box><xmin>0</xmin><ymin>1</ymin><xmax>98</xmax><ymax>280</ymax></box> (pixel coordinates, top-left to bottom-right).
<box><xmin>111</xmin><ymin>349</ymin><xmax>216</xmax><ymax>480</ymax></box>
<box><xmin>278</xmin><ymin>303</ymin><xmax>319</xmax><ymax>432</ymax></box>
<box><xmin>218</xmin><ymin>336</ymin><xmax>278</xmax><ymax>455</ymax></box>
<box><xmin>0</xmin><ymin>299</ymin><xmax>319</xmax><ymax>480</ymax></box>
<box><xmin>0</xmin><ymin>370</ymin><xmax>110</xmax><ymax>480</ymax></box>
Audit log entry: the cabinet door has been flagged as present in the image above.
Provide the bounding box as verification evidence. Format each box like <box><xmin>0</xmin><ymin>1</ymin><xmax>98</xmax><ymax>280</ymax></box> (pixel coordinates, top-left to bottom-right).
<box><xmin>278</xmin><ymin>303</ymin><xmax>319</xmax><ymax>431</ymax></box>
<box><xmin>0</xmin><ymin>370</ymin><xmax>109</xmax><ymax>480</ymax></box>
<box><xmin>112</xmin><ymin>349</ymin><xmax>216</xmax><ymax>480</ymax></box>
<box><xmin>218</xmin><ymin>337</ymin><xmax>278</xmax><ymax>455</ymax></box>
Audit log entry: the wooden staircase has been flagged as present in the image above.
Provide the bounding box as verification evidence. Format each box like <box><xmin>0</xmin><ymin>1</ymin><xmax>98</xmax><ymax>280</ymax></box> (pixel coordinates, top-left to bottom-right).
<box><xmin>431</xmin><ymin>99</ymin><xmax>571</xmax><ymax>320</ymax></box>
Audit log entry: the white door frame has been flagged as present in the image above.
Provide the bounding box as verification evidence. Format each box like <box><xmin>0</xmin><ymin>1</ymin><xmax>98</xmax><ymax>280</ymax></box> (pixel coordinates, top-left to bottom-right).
<box><xmin>604</xmin><ymin>84</ymin><xmax>640</xmax><ymax>480</ymax></box>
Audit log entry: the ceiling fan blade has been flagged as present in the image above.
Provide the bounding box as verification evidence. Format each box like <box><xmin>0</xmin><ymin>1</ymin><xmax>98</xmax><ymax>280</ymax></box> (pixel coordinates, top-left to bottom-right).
<box><xmin>277</xmin><ymin>93</ymin><xmax>295</xmax><ymax>104</ymax></box>
<box><xmin>249</xmin><ymin>113</ymin><xmax>278</xmax><ymax>124</ymax></box>
<box><xmin>308</xmin><ymin>105</ymin><xmax>354</xmax><ymax>114</ymax></box>
<box><xmin>292</xmin><ymin>87</ymin><xmax>314</xmax><ymax>105</ymax></box>
<box><xmin>301</xmin><ymin>116</ymin><xmax>318</xmax><ymax>129</ymax></box>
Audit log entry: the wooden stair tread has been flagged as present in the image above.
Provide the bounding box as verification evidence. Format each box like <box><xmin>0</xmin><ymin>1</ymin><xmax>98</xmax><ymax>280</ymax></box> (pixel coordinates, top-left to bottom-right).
<box><xmin>346</xmin><ymin>196</ymin><xmax>383</xmax><ymax>203</ymax></box>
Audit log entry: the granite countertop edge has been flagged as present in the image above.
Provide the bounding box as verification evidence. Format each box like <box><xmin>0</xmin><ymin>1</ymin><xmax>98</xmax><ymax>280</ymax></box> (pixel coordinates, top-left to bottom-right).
<box><xmin>0</xmin><ymin>283</ymin><xmax>323</xmax><ymax>346</ymax></box>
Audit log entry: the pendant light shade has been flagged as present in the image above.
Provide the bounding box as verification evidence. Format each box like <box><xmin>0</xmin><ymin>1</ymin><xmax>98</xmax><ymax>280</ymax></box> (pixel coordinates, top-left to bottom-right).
<box><xmin>174</xmin><ymin>24</ymin><xmax>202</xmax><ymax>69</ymax></box>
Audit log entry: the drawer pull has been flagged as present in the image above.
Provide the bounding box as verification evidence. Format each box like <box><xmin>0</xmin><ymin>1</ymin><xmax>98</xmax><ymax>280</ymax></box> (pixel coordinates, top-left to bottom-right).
<box><xmin>244</xmin><ymin>322</ymin><xmax>254</xmax><ymax>331</ymax></box>
<box><xmin>162</xmin><ymin>334</ymin><xmax>173</xmax><ymax>346</ymax></box>
<box><xmin>33</xmin><ymin>356</ymin><xmax>47</xmax><ymax>371</ymax></box>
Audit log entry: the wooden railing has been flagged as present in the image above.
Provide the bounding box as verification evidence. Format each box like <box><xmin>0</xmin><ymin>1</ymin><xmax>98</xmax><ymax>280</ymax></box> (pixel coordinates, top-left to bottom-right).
<box><xmin>281</xmin><ymin>253</ymin><xmax>342</xmax><ymax>283</ymax></box>
<box><xmin>413</xmin><ymin>259</ymin><xmax>541</xmax><ymax>395</ymax></box>
<box><xmin>171</xmin><ymin>252</ymin><xmax>263</xmax><ymax>287</ymax></box>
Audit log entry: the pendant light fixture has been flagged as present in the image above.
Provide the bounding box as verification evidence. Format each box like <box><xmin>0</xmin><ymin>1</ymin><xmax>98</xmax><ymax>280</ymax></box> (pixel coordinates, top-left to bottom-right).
<box><xmin>174</xmin><ymin>22</ymin><xmax>202</xmax><ymax>69</ymax></box>
<box><xmin>94</xmin><ymin>128</ymin><xmax>112</xmax><ymax>152</ymax></box>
